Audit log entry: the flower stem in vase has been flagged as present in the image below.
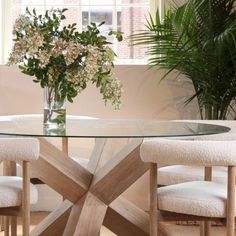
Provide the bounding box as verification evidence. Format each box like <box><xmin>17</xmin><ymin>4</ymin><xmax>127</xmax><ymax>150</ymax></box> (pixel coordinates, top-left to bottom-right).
<box><xmin>43</xmin><ymin>86</ymin><xmax>66</xmax><ymax>129</ymax></box>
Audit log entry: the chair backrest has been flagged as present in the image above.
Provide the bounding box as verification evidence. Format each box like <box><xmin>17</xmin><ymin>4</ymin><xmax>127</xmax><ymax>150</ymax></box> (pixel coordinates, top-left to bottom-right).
<box><xmin>0</xmin><ymin>138</ymin><xmax>39</xmax><ymax>162</ymax></box>
<box><xmin>140</xmin><ymin>139</ymin><xmax>236</xmax><ymax>166</ymax></box>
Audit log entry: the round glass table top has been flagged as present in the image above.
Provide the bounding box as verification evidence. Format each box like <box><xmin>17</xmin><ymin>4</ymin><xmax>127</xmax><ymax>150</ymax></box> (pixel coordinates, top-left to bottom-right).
<box><xmin>0</xmin><ymin>114</ymin><xmax>230</xmax><ymax>138</ymax></box>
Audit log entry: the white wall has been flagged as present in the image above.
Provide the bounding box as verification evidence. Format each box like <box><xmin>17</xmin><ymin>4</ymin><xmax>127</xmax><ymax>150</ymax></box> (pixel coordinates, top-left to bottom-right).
<box><xmin>0</xmin><ymin>64</ymin><xmax>199</xmax><ymax>211</ymax></box>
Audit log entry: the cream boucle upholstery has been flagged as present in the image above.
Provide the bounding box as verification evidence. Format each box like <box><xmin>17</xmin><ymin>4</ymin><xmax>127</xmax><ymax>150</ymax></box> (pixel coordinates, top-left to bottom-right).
<box><xmin>140</xmin><ymin>139</ymin><xmax>236</xmax><ymax>166</ymax></box>
<box><xmin>0</xmin><ymin>137</ymin><xmax>39</xmax><ymax>209</ymax></box>
<box><xmin>0</xmin><ymin>138</ymin><xmax>39</xmax><ymax>161</ymax></box>
<box><xmin>0</xmin><ymin>176</ymin><xmax>38</xmax><ymax>207</ymax></box>
<box><xmin>158</xmin><ymin>165</ymin><xmax>227</xmax><ymax>185</ymax></box>
<box><xmin>141</xmin><ymin>135</ymin><xmax>236</xmax><ymax>219</ymax></box>
<box><xmin>141</xmin><ymin>121</ymin><xmax>236</xmax><ymax>230</ymax></box>
<box><xmin>157</xmin><ymin>120</ymin><xmax>236</xmax><ymax>185</ymax></box>
<box><xmin>158</xmin><ymin>181</ymin><xmax>228</xmax><ymax>217</ymax></box>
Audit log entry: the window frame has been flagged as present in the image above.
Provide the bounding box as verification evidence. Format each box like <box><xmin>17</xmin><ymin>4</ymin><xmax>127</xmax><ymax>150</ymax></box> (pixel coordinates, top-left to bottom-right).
<box><xmin>1</xmin><ymin>0</ymin><xmax>13</xmax><ymax>63</ymax></box>
<box><xmin>0</xmin><ymin>0</ymin><xmax>160</xmax><ymax>65</ymax></box>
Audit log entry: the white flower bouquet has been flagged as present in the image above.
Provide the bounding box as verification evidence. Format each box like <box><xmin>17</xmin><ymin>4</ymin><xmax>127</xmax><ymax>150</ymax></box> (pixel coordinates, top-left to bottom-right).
<box><xmin>8</xmin><ymin>8</ymin><xmax>123</xmax><ymax>109</ymax></box>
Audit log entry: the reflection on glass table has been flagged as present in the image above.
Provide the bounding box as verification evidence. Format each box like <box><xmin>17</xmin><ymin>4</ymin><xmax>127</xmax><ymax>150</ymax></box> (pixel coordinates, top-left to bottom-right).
<box><xmin>0</xmin><ymin>114</ymin><xmax>230</xmax><ymax>138</ymax></box>
<box><xmin>0</xmin><ymin>114</ymin><xmax>230</xmax><ymax>236</ymax></box>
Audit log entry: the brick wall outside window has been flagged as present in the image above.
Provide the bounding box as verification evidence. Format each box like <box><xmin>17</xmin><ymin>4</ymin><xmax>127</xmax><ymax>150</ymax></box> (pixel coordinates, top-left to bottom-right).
<box><xmin>11</xmin><ymin>0</ymin><xmax>150</xmax><ymax>62</ymax></box>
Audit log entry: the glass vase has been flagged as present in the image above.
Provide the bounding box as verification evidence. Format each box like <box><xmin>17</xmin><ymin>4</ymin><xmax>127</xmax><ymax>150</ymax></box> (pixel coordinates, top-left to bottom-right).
<box><xmin>43</xmin><ymin>86</ymin><xmax>66</xmax><ymax>129</ymax></box>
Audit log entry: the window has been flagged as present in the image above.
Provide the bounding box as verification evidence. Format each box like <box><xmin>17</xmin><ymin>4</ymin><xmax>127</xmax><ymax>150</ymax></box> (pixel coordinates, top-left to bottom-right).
<box><xmin>0</xmin><ymin>0</ymin><xmax>161</xmax><ymax>64</ymax></box>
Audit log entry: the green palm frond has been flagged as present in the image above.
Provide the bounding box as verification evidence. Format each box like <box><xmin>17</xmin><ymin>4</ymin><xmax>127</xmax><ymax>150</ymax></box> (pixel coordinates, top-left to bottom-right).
<box><xmin>130</xmin><ymin>0</ymin><xmax>236</xmax><ymax>119</ymax></box>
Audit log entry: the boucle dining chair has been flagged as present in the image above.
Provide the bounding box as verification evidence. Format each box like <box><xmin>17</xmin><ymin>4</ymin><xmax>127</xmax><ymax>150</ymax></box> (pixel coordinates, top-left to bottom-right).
<box><xmin>140</xmin><ymin>139</ymin><xmax>236</xmax><ymax>236</ymax></box>
<box><xmin>158</xmin><ymin>120</ymin><xmax>236</xmax><ymax>186</ymax></box>
<box><xmin>0</xmin><ymin>138</ymin><xmax>39</xmax><ymax>236</ymax></box>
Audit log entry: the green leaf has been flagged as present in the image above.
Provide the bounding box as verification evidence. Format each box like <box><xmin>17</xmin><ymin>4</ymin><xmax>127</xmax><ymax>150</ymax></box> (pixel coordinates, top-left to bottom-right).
<box><xmin>130</xmin><ymin>0</ymin><xmax>236</xmax><ymax>119</ymax></box>
<box><xmin>9</xmin><ymin>8</ymin><xmax>122</xmax><ymax>110</ymax></box>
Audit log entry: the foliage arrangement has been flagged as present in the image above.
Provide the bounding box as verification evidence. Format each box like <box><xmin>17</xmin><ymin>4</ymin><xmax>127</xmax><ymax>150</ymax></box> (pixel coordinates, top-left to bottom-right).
<box><xmin>8</xmin><ymin>8</ymin><xmax>123</xmax><ymax>109</ymax></box>
<box><xmin>131</xmin><ymin>0</ymin><xmax>236</xmax><ymax>119</ymax></box>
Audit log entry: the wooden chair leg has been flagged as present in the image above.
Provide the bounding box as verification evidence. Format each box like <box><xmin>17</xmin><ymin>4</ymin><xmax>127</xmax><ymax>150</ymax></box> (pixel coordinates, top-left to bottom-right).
<box><xmin>150</xmin><ymin>163</ymin><xmax>158</xmax><ymax>236</ymax></box>
<box><xmin>11</xmin><ymin>216</ymin><xmax>17</xmax><ymax>236</ymax></box>
<box><xmin>62</xmin><ymin>137</ymin><xmax>68</xmax><ymax>201</ymax></box>
<box><xmin>204</xmin><ymin>221</ymin><xmax>211</xmax><ymax>236</ymax></box>
<box><xmin>0</xmin><ymin>216</ymin><xmax>5</xmax><ymax>231</ymax></box>
<box><xmin>200</xmin><ymin>222</ymin><xmax>204</xmax><ymax>236</ymax></box>
<box><xmin>200</xmin><ymin>221</ymin><xmax>211</xmax><ymax>236</ymax></box>
<box><xmin>202</xmin><ymin>167</ymin><xmax>212</xmax><ymax>236</ymax></box>
<box><xmin>4</xmin><ymin>216</ymin><xmax>9</xmax><ymax>236</ymax></box>
<box><xmin>227</xmin><ymin>166</ymin><xmax>236</xmax><ymax>236</ymax></box>
<box><xmin>3</xmin><ymin>160</ymin><xmax>18</xmax><ymax>235</ymax></box>
<box><xmin>23</xmin><ymin>161</ymin><xmax>30</xmax><ymax>236</ymax></box>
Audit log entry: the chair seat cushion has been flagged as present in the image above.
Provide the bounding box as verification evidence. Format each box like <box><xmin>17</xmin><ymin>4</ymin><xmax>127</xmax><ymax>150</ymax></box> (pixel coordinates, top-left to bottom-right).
<box><xmin>158</xmin><ymin>181</ymin><xmax>228</xmax><ymax>217</ymax></box>
<box><xmin>158</xmin><ymin>165</ymin><xmax>227</xmax><ymax>186</ymax></box>
<box><xmin>0</xmin><ymin>176</ymin><xmax>38</xmax><ymax>208</ymax></box>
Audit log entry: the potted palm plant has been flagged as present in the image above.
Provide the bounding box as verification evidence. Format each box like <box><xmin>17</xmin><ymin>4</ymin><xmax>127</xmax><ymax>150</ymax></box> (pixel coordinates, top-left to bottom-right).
<box><xmin>131</xmin><ymin>0</ymin><xmax>236</xmax><ymax>120</ymax></box>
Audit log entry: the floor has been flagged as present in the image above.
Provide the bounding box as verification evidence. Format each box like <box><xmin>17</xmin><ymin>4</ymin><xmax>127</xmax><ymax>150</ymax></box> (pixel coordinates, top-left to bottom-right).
<box><xmin>0</xmin><ymin>212</ymin><xmax>233</xmax><ymax>236</ymax></box>
<box><xmin>0</xmin><ymin>212</ymin><xmax>116</xmax><ymax>236</ymax></box>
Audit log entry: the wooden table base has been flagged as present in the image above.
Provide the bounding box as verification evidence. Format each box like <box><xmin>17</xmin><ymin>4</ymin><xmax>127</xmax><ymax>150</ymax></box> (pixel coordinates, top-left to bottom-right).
<box><xmin>30</xmin><ymin>137</ymin><xmax>153</xmax><ymax>236</ymax></box>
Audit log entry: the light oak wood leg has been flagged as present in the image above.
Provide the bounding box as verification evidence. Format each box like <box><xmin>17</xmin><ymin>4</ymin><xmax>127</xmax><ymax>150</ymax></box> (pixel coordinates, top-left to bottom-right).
<box><xmin>2</xmin><ymin>156</ymin><xmax>9</xmax><ymax>236</ymax></box>
<box><xmin>204</xmin><ymin>167</ymin><xmax>212</xmax><ymax>181</ymax></box>
<box><xmin>87</xmin><ymin>138</ymin><xmax>107</xmax><ymax>174</ymax></box>
<box><xmin>3</xmin><ymin>160</ymin><xmax>17</xmax><ymax>176</ymax></box>
<box><xmin>11</xmin><ymin>216</ymin><xmax>17</xmax><ymax>236</ymax></box>
<box><xmin>150</xmin><ymin>163</ymin><xmax>158</xmax><ymax>236</ymax></box>
<box><xmin>31</xmin><ymin>138</ymin><xmax>93</xmax><ymax>203</ymax></box>
<box><xmin>74</xmin><ymin>193</ymin><xmax>107</xmax><ymax>236</ymax></box>
<box><xmin>227</xmin><ymin>166</ymin><xmax>236</xmax><ymax>236</ymax></box>
<box><xmin>63</xmin><ymin>195</ymin><xmax>86</xmax><ymax>235</ymax></box>
<box><xmin>62</xmin><ymin>137</ymin><xmax>68</xmax><ymax>201</ymax></box>
<box><xmin>201</xmin><ymin>166</ymin><xmax>212</xmax><ymax>236</ymax></box>
<box><xmin>204</xmin><ymin>221</ymin><xmax>211</xmax><ymax>236</ymax></box>
<box><xmin>31</xmin><ymin>138</ymin><xmax>153</xmax><ymax>235</ymax></box>
<box><xmin>3</xmin><ymin>161</ymin><xmax>10</xmax><ymax>176</ymax></box>
<box><xmin>23</xmin><ymin>161</ymin><xmax>30</xmax><ymax>236</ymax></box>
<box><xmin>103</xmin><ymin>196</ymin><xmax>149</xmax><ymax>236</ymax></box>
<box><xmin>90</xmin><ymin>138</ymin><xmax>147</xmax><ymax>204</ymax></box>
<box><xmin>200</xmin><ymin>221</ymin><xmax>211</xmax><ymax>236</ymax></box>
<box><xmin>10</xmin><ymin>162</ymin><xmax>17</xmax><ymax>236</ymax></box>
<box><xmin>64</xmin><ymin>192</ymin><xmax>107</xmax><ymax>236</ymax></box>
<box><xmin>0</xmin><ymin>216</ymin><xmax>4</xmax><ymax>231</ymax></box>
<box><xmin>30</xmin><ymin>200</ymin><xmax>72</xmax><ymax>236</ymax></box>
<box><xmin>62</xmin><ymin>137</ymin><xmax>68</xmax><ymax>155</ymax></box>
<box><xmin>200</xmin><ymin>222</ymin><xmax>204</xmax><ymax>236</ymax></box>
<box><xmin>3</xmin><ymin>161</ymin><xmax>17</xmax><ymax>235</ymax></box>
<box><xmin>3</xmin><ymin>216</ymin><xmax>9</xmax><ymax>236</ymax></box>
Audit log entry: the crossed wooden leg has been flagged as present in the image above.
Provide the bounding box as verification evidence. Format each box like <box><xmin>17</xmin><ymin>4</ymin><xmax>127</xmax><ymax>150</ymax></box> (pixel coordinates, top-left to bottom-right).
<box><xmin>30</xmin><ymin>137</ymin><xmax>157</xmax><ymax>236</ymax></box>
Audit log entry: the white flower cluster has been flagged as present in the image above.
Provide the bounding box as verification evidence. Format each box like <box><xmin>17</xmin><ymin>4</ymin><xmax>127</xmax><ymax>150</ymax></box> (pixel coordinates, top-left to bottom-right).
<box><xmin>9</xmin><ymin>15</ymin><xmax>45</xmax><ymax>64</ymax></box>
<box><xmin>103</xmin><ymin>77</ymin><xmax>123</xmax><ymax>109</ymax></box>
<box><xmin>51</xmin><ymin>39</ymin><xmax>84</xmax><ymax>66</ymax></box>
<box><xmin>8</xmin><ymin>9</ymin><xmax>122</xmax><ymax>109</ymax></box>
<box><xmin>64</xmin><ymin>45</ymin><xmax>122</xmax><ymax>108</ymax></box>
<box><xmin>13</xmin><ymin>15</ymin><xmax>30</xmax><ymax>34</ymax></box>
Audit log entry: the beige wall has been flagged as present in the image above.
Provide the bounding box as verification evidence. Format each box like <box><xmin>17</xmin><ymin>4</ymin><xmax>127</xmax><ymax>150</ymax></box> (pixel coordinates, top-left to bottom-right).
<box><xmin>0</xmin><ymin>64</ymin><xmax>199</xmax><ymax>119</ymax></box>
<box><xmin>0</xmin><ymin>64</ymin><xmax>199</xmax><ymax>211</ymax></box>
